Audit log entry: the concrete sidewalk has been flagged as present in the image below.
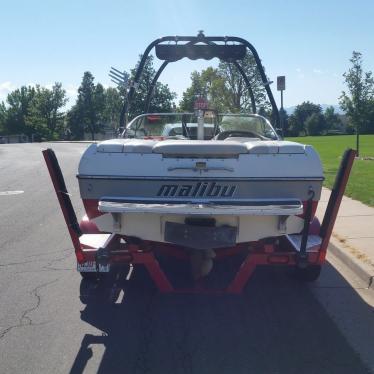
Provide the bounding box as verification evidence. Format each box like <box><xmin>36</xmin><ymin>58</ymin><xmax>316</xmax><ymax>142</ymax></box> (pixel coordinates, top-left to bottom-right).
<box><xmin>317</xmin><ymin>188</ymin><xmax>374</xmax><ymax>289</ymax></box>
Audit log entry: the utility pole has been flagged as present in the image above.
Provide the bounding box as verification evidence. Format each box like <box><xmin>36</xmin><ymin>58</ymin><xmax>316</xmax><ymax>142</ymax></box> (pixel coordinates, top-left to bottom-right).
<box><xmin>277</xmin><ymin>76</ymin><xmax>286</xmax><ymax>137</ymax></box>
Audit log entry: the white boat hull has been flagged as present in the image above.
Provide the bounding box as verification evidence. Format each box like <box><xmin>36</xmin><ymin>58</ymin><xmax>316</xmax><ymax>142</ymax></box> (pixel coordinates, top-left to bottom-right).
<box><xmin>77</xmin><ymin>139</ymin><xmax>323</xmax><ymax>247</ymax></box>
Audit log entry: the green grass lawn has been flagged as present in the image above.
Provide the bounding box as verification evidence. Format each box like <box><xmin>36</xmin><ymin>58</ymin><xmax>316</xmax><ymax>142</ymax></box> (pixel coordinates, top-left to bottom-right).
<box><xmin>287</xmin><ymin>135</ymin><xmax>374</xmax><ymax>207</ymax></box>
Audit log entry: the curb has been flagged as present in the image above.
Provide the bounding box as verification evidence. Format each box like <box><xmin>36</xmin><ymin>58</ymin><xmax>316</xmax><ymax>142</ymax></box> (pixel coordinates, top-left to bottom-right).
<box><xmin>328</xmin><ymin>240</ymin><xmax>374</xmax><ymax>291</ymax></box>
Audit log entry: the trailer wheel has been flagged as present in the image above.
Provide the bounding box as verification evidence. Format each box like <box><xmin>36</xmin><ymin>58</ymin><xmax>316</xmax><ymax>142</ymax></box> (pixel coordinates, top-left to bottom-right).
<box><xmin>295</xmin><ymin>265</ymin><xmax>321</xmax><ymax>282</ymax></box>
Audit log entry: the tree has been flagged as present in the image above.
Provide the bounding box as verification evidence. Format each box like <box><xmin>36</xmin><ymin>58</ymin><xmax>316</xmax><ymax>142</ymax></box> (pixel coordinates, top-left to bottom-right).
<box><xmin>103</xmin><ymin>87</ymin><xmax>122</xmax><ymax>129</ymax></box>
<box><xmin>217</xmin><ymin>54</ymin><xmax>269</xmax><ymax>113</ymax></box>
<box><xmin>340</xmin><ymin>51</ymin><xmax>374</xmax><ymax>154</ymax></box>
<box><xmin>288</xmin><ymin>101</ymin><xmax>322</xmax><ymax>136</ymax></box>
<box><xmin>287</xmin><ymin>114</ymin><xmax>300</xmax><ymax>136</ymax></box>
<box><xmin>179</xmin><ymin>71</ymin><xmax>208</xmax><ymax>111</ymax></box>
<box><xmin>179</xmin><ymin>54</ymin><xmax>270</xmax><ymax>114</ymax></box>
<box><xmin>4</xmin><ymin>86</ymin><xmax>36</xmax><ymax>136</ymax></box>
<box><xmin>27</xmin><ymin>83</ymin><xmax>67</xmax><ymax>139</ymax></box>
<box><xmin>67</xmin><ymin>72</ymin><xmax>106</xmax><ymax>140</ymax></box>
<box><xmin>324</xmin><ymin>106</ymin><xmax>342</xmax><ymax>132</ymax></box>
<box><xmin>66</xmin><ymin>105</ymin><xmax>84</xmax><ymax>140</ymax></box>
<box><xmin>0</xmin><ymin>84</ymin><xmax>67</xmax><ymax>140</ymax></box>
<box><xmin>128</xmin><ymin>55</ymin><xmax>176</xmax><ymax>119</ymax></box>
<box><xmin>368</xmin><ymin>98</ymin><xmax>374</xmax><ymax>132</ymax></box>
<box><xmin>179</xmin><ymin>68</ymin><xmax>227</xmax><ymax>112</ymax></box>
<box><xmin>0</xmin><ymin>102</ymin><xmax>6</xmax><ymax>135</ymax></box>
<box><xmin>305</xmin><ymin>112</ymin><xmax>326</xmax><ymax>135</ymax></box>
<box><xmin>278</xmin><ymin>108</ymin><xmax>289</xmax><ymax>135</ymax></box>
<box><xmin>94</xmin><ymin>83</ymin><xmax>106</xmax><ymax>131</ymax></box>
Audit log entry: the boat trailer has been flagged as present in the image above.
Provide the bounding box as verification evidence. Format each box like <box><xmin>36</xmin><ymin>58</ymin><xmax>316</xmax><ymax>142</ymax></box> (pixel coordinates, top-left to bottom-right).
<box><xmin>43</xmin><ymin>148</ymin><xmax>356</xmax><ymax>294</ymax></box>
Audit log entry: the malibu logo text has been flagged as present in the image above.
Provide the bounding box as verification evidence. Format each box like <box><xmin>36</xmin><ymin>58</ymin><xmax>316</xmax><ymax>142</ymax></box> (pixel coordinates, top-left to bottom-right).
<box><xmin>157</xmin><ymin>182</ymin><xmax>237</xmax><ymax>198</ymax></box>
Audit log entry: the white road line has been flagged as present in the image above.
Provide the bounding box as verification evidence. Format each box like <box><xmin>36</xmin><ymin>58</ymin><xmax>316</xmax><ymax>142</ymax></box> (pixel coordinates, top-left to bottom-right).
<box><xmin>0</xmin><ymin>190</ymin><xmax>24</xmax><ymax>196</ymax></box>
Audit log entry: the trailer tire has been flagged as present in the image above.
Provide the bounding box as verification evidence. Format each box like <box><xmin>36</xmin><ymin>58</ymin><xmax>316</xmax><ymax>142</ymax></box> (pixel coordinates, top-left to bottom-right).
<box><xmin>295</xmin><ymin>265</ymin><xmax>321</xmax><ymax>282</ymax></box>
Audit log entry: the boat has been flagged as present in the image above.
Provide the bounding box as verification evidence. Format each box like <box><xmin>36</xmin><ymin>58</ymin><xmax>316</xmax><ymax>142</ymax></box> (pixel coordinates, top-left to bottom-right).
<box><xmin>76</xmin><ymin>33</ymin><xmax>324</xmax><ymax>279</ymax></box>
<box><xmin>43</xmin><ymin>33</ymin><xmax>356</xmax><ymax>292</ymax></box>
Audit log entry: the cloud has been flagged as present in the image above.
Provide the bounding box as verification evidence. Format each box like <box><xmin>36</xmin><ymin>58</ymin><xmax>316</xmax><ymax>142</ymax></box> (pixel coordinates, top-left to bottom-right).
<box><xmin>0</xmin><ymin>81</ymin><xmax>16</xmax><ymax>100</ymax></box>
<box><xmin>65</xmin><ymin>84</ymin><xmax>78</xmax><ymax>107</ymax></box>
<box><xmin>45</xmin><ymin>83</ymin><xmax>54</xmax><ymax>90</ymax></box>
<box><xmin>63</xmin><ymin>84</ymin><xmax>78</xmax><ymax>108</ymax></box>
<box><xmin>0</xmin><ymin>81</ymin><xmax>15</xmax><ymax>91</ymax></box>
<box><xmin>65</xmin><ymin>84</ymin><xmax>78</xmax><ymax>97</ymax></box>
<box><xmin>312</xmin><ymin>68</ymin><xmax>324</xmax><ymax>75</ymax></box>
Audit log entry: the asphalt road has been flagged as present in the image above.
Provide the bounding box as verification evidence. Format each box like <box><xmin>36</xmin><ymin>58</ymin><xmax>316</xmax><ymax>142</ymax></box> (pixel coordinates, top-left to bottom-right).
<box><xmin>0</xmin><ymin>143</ymin><xmax>373</xmax><ymax>374</ymax></box>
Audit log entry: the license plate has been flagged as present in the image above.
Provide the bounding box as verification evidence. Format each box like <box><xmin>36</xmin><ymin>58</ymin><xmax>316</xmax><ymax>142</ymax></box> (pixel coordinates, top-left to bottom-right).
<box><xmin>164</xmin><ymin>221</ymin><xmax>237</xmax><ymax>249</ymax></box>
<box><xmin>77</xmin><ymin>261</ymin><xmax>110</xmax><ymax>273</ymax></box>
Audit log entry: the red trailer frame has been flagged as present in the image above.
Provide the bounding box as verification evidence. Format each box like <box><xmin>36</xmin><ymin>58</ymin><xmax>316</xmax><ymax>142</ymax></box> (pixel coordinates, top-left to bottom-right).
<box><xmin>42</xmin><ymin>148</ymin><xmax>356</xmax><ymax>294</ymax></box>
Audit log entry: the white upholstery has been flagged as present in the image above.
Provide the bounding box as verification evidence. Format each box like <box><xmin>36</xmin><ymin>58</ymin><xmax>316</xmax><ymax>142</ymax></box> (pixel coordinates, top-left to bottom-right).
<box><xmin>152</xmin><ymin>140</ymin><xmax>248</xmax><ymax>156</ymax></box>
<box><xmin>245</xmin><ymin>140</ymin><xmax>305</xmax><ymax>154</ymax></box>
<box><xmin>246</xmin><ymin>141</ymin><xmax>279</xmax><ymax>154</ymax></box>
<box><xmin>97</xmin><ymin>139</ymin><xmax>157</xmax><ymax>153</ymax></box>
<box><xmin>96</xmin><ymin>139</ymin><xmax>306</xmax><ymax>155</ymax></box>
<box><xmin>278</xmin><ymin>141</ymin><xmax>305</xmax><ymax>154</ymax></box>
<box><xmin>97</xmin><ymin>139</ymin><xmax>126</xmax><ymax>153</ymax></box>
<box><xmin>122</xmin><ymin>139</ymin><xmax>157</xmax><ymax>153</ymax></box>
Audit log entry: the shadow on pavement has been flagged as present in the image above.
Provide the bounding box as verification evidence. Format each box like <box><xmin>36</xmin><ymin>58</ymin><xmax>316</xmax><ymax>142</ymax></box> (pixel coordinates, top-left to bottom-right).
<box><xmin>70</xmin><ymin>263</ymin><xmax>371</xmax><ymax>374</ymax></box>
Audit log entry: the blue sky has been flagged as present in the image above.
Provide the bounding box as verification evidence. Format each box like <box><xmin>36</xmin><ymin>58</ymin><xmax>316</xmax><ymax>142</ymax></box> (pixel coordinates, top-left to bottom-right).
<box><xmin>1</xmin><ymin>0</ymin><xmax>373</xmax><ymax>109</ymax></box>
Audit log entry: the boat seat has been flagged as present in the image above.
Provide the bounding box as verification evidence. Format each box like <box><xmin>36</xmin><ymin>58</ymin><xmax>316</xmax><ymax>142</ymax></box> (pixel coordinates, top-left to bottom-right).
<box><xmin>278</xmin><ymin>141</ymin><xmax>305</xmax><ymax>154</ymax></box>
<box><xmin>97</xmin><ymin>139</ymin><xmax>157</xmax><ymax>153</ymax></box>
<box><xmin>96</xmin><ymin>138</ymin><xmax>306</xmax><ymax>155</ymax></box>
<box><xmin>152</xmin><ymin>140</ymin><xmax>248</xmax><ymax>156</ymax></box>
<box><xmin>223</xmin><ymin>137</ymin><xmax>261</xmax><ymax>142</ymax></box>
<box><xmin>245</xmin><ymin>141</ymin><xmax>279</xmax><ymax>154</ymax></box>
<box><xmin>122</xmin><ymin>139</ymin><xmax>157</xmax><ymax>153</ymax></box>
<box><xmin>97</xmin><ymin>139</ymin><xmax>127</xmax><ymax>153</ymax></box>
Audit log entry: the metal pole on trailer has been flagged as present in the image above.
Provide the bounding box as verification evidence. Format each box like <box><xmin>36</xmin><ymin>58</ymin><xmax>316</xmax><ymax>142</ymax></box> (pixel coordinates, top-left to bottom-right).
<box><xmin>319</xmin><ymin>148</ymin><xmax>356</xmax><ymax>261</ymax></box>
<box><xmin>42</xmin><ymin>149</ymin><xmax>85</xmax><ymax>263</ymax></box>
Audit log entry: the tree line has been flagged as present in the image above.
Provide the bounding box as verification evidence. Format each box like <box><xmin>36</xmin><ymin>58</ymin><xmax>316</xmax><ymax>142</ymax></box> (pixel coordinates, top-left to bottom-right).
<box><xmin>0</xmin><ymin>55</ymin><xmax>176</xmax><ymax>141</ymax></box>
<box><xmin>284</xmin><ymin>52</ymin><xmax>374</xmax><ymax>136</ymax></box>
<box><xmin>179</xmin><ymin>51</ymin><xmax>374</xmax><ymax>136</ymax></box>
<box><xmin>0</xmin><ymin>76</ymin><xmax>123</xmax><ymax>141</ymax></box>
<box><xmin>283</xmin><ymin>102</ymin><xmax>345</xmax><ymax>136</ymax></box>
<box><xmin>1</xmin><ymin>51</ymin><xmax>373</xmax><ymax>140</ymax></box>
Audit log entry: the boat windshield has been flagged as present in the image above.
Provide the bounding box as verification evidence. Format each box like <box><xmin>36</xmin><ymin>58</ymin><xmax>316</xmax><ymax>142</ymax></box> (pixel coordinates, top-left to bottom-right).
<box><xmin>124</xmin><ymin>112</ymin><xmax>278</xmax><ymax>140</ymax></box>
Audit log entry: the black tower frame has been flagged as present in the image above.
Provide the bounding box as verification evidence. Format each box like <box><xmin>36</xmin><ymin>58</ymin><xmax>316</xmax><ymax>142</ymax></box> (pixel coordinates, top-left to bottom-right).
<box><xmin>120</xmin><ymin>32</ymin><xmax>280</xmax><ymax>128</ymax></box>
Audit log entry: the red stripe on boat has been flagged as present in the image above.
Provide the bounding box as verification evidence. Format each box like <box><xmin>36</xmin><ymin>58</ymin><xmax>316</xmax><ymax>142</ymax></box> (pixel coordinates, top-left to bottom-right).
<box><xmin>83</xmin><ymin>199</ymin><xmax>102</xmax><ymax>219</ymax></box>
